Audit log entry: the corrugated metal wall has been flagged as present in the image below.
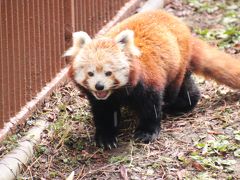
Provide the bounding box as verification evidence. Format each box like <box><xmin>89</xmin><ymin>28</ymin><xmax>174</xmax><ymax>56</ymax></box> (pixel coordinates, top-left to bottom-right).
<box><xmin>73</xmin><ymin>0</ymin><xmax>127</xmax><ymax>36</ymax></box>
<box><xmin>0</xmin><ymin>0</ymin><xmax>130</xmax><ymax>128</ymax></box>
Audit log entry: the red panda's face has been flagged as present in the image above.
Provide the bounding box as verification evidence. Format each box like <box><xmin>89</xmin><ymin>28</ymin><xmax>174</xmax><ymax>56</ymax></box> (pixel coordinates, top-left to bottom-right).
<box><xmin>64</xmin><ymin>30</ymin><xmax>141</xmax><ymax>100</ymax></box>
<box><xmin>72</xmin><ymin>39</ymin><xmax>130</xmax><ymax>100</ymax></box>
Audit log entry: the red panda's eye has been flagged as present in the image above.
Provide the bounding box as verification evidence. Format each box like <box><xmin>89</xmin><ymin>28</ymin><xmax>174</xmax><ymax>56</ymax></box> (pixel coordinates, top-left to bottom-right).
<box><xmin>105</xmin><ymin>71</ymin><xmax>112</xmax><ymax>76</ymax></box>
<box><xmin>88</xmin><ymin>72</ymin><xmax>94</xmax><ymax>77</ymax></box>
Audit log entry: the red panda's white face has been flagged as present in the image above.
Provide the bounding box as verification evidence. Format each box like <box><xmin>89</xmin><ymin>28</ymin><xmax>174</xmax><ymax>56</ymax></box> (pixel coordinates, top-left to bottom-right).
<box><xmin>64</xmin><ymin>30</ymin><xmax>141</xmax><ymax>100</ymax></box>
<box><xmin>72</xmin><ymin>39</ymin><xmax>131</xmax><ymax>100</ymax></box>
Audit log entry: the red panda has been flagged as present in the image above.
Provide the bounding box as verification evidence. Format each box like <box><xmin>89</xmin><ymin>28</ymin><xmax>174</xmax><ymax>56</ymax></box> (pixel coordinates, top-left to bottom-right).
<box><xmin>64</xmin><ymin>10</ymin><xmax>240</xmax><ymax>149</ymax></box>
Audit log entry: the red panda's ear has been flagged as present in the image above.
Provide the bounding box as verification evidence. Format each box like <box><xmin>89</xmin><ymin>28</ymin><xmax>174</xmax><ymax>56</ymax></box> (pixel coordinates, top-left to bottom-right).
<box><xmin>63</xmin><ymin>31</ymin><xmax>92</xmax><ymax>57</ymax></box>
<box><xmin>115</xmin><ymin>30</ymin><xmax>141</xmax><ymax>57</ymax></box>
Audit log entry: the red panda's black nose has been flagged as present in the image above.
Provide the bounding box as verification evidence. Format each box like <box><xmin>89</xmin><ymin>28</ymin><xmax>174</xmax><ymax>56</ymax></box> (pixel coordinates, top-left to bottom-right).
<box><xmin>95</xmin><ymin>82</ymin><xmax>104</xmax><ymax>91</ymax></box>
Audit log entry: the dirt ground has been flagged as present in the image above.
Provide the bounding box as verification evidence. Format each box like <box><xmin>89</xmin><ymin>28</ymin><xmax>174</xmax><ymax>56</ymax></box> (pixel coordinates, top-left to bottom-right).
<box><xmin>1</xmin><ymin>0</ymin><xmax>240</xmax><ymax>179</ymax></box>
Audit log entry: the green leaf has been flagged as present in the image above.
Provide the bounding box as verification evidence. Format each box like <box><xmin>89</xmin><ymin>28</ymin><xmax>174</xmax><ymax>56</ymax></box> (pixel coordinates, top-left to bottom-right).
<box><xmin>219</xmin><ymin>159</ymin><xmax>236</xmax><ymax>166</ymax></box>
<box><xmin>63</xmin><ymin>158</ymin><xmax>68</xmax><ymax>163</ymax></box>
<box><xmin>194</xmin><ymin>172</ymin><xmax>215</xmax><ymax>180</ymax></box>
<box><xmin>235</xmin><ymin>134</ymin><xmax>240</xmax><ymax>141</ymax></box>
<box><xmin>196</xmin><ymin>142</ymin><xmax>206</xmax><ymax>149</ymax></box>
<box><xmin>109</xmin><ymin>155</ymin><xmax>129</xmax><ymax>164</ymax></box>
<box><xmin>210</xmin><ymin>139</ymin><xmax>230</xmax><ymax>152</ymax></box>
<box><xmin>234</xmin><ymin>149</ymin><xmax>240</xmax><ymax>157</ymax></box>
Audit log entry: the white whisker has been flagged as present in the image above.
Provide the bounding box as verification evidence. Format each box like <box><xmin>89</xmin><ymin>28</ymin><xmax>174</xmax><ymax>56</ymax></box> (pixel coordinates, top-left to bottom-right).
<box><xmin>187</xmin><ymin>91</ymin><xmax>192</xmax><ymax>106</ymax></box>
<box><xmin>154</xmin><ymin>105</ymin><xmax>158</xmax><ymax>119</ymax></box>
<box><xmin>125</xmin><ymin>87</ymin><xmax>129</xmax><ymax>95</ymax></box>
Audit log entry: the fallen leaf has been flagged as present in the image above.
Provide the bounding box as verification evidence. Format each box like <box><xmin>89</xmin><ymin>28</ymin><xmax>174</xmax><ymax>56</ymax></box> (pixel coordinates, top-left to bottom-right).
<box><xmin>47</xmin><ymin>113</ymin><xmax>56</xmax><ymax>122</ymax></box>
<box><xmin>120</xmin><ymin>166</ymin><xmax>129</xmax><ymax>180</ymax></box>
<box><xmin>67</xmin><ymin>106</ymin><xmax>73</xmax><ymax>112</ymax></box>
<box><xmin>234</xmin><ymin>149</ymin><xmax>240</xmax><ymax>157</ymax></box>
<box><xmin>202</xmin><ymin>144</ymin><xmax>208</xmax><ymax>156</ymax></box>
<box><xmin>177</xmin><ymin>169</ymin><xmax>187</xmax><ymax>180</ymax></box>
<box><xmin>207</xmin><ymin>130</ymin><xmax>224</xmax><ymax>135</ymax></box>
<box><xmin>146</xmin><ymin>168</ymin><xmax>154</xmax><ymax>175</ymax></box>
<box><xmin>192</xmin><ymin>161</ymin><xmax>205</xmax><ymax>171</ymax></box>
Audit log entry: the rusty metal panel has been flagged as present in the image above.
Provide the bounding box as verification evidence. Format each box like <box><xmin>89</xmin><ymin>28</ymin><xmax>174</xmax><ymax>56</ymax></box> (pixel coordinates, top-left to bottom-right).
<box><xmin>0</xmin><ymin>0</ymin><xmax>68</xmax><ymax>126</ymax></box>
<box><xmin>1</xmin><ymin>0</ymin><xmax>11</xmax><ymax>127</ymax></box>
<box><xmin>73</xmin><ymin>0</ymin><xmax>130</xmax><ymax>35</ymax></box>
<box><xmin>0</xmin><ymin>1</ymin><xmax>3</xmax><ymax>127</ymax></box>
<box><xmin>0</xmin><ymin>0</ymin><xmax>137</xmax><ymax>129</ymax></box>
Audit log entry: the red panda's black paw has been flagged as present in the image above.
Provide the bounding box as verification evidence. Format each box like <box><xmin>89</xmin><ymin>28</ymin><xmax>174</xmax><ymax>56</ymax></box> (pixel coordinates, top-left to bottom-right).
<box><xmin>95</xmin><ymin>134</ymin><xmax>118</xmax><ymax>150</ymax></box>
<box><xmin>134</xmin><ymin>129</ymin><xmax>160</xmax><ymax>143</ymax></box>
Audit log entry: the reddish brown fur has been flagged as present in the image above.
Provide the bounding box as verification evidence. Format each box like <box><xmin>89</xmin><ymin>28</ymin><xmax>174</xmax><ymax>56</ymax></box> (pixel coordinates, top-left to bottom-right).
<box><xmin>65</xmin><ymin>10</ymin><xmax>240</xmax><ymax>148</ymax></box>
<box><xmin>96</xmin><ymin>65</ymin><xmax>103</xmax><ymax>72</ymax></box>
<box><xmin>112</xmin><ymin>76</ymin><xmax>121</xmax><ymax>88</ymax></box>
<box><xmin>68</xmin><ymin>65</ymin><xmax>74</xmax><ymax>79</ymax></box>
<box><xmin>103</xmin><ymin>10</ymin><xmax>240</xmax><ymax>90</ymax></box>
<box><xmin>69</xmin><ymin>10</ymin><xmax>240</xmax><ymax>91</ymax></box>
<box><xmin>191</xmin><ymin>37</ymin><xmax>240</xmax><ymax>89</ymax></box>
<box><xmin>105</xmin><ymin>10</ymin><xmax>192</xmax><ymax>91</ymax></box>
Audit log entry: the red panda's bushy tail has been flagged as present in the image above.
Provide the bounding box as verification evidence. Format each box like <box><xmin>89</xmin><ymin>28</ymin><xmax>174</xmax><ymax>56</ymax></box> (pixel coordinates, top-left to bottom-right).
<box><xmin>190</xmin><ymin>37</ymin><xmax>240</xmax><ymax>89</ymax></box>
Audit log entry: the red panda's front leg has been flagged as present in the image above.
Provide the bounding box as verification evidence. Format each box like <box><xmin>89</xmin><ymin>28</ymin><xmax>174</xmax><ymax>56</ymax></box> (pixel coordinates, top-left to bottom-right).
<box><xmin>88</xmin><ymin>96</ymin><xmax>121</xmax><ymax>149</ymax></box>
<box><xmin>130</xmin><ymin>84</ymin><xmax>163</xmax><ymax>143</ymax></box>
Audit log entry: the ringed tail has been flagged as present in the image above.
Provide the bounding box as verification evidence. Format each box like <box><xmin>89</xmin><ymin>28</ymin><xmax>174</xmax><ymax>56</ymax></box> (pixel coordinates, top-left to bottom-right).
<box><xmin>190</xmin><ymin>37</ymin><xmax>240</xmax><ymax>89</ymax></box>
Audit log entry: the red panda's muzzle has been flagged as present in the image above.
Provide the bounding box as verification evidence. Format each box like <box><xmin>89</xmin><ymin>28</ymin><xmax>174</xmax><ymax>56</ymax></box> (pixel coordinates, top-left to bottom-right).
<box><xmin>93</xmin><ymin>90</ymin><xmax>111</xmax><ymax>100</ymax></box>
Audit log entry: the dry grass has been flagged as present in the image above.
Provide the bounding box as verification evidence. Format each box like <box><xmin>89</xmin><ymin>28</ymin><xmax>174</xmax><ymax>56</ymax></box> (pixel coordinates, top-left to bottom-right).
<box><xmin>17</xmin><ymin>79</ymin><xmax>240</xmax><ymax>179</ymax></box>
